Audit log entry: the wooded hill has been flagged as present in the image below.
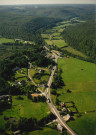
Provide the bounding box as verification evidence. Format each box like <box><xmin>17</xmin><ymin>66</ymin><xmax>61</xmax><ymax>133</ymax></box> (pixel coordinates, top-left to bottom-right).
<box><xmin>0</xmin><ymin>4</ymin><xmax>95</xmax><ymax>42</ymax></box>
<box><xmin>61</xmin><ymin>20</ymin><xmax>96</xmax><ymax>63</ymax></box>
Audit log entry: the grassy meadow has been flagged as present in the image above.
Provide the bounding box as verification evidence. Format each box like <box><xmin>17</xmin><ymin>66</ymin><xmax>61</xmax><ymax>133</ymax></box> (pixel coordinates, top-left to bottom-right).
<box><xmin>0</xmin><ymin>96</ymin><xmax>50</xmax><ymax>130</ymax></box>
<box><xmin>15</xmin><ymin>68</ymin><xmax>28</xmax><ymax>81</ymax></box>
<box><xmin>63</xmin><ymin>46</ymin><xmax>87</xmax><ymax>58</ymax></box>
<box><xmin>52</xmin><ymin>40</ymin><xmax>67</xmax><ymax>48</ymax></box>
<box><xmin>0</xmin><ymin>37</ymin><xmax>14</xmax><ymax>44</ymax></box>
<box><xmin>29</xmin><ymin>127</ymin><xmax>60</xmax><ymax>135</ymax></box>
<box><xmin>57</xmin><ymin>57</ymin><xmax>96</xmax><ymax>135</ymax></box>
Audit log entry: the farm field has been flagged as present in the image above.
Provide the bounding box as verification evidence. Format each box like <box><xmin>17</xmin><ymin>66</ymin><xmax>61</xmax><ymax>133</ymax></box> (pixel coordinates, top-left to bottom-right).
<box><xmin>52</xmin><ymin>40</ymin><xmax>68</xmax><ymax>48</ymax></box>
<box><xmin>57</xmin><ymin>57</ymin><xmax>96</xmax><ymax>135</ymax></box>
<box><xmin>45</xmin><ymin>39</ymin><xmax>53</xmax><ymax>45</ymax></box>
<box><xmin>0</xmin><ymin>37</ymin><xmax>14</xmax><ymax>44</ymax></box>
<box><xmin>68</xmin><ymin>113</ymin><xmax>96</xmax><ymax>135</ymax></box>
<box><xmin>29</xmin><ymin>127</ymin><xmax>60</xmax><ymax>135</ymax></box>
<box><xmin>63</xmin><ymin>46</ymin><xmax>87</xmax><ymax>58</ymax></box>
<box><xmin>41</xmin><ymin>34</ymin><xmax>49</xmax><ymax>39</ymax></box>
<box><xmin>43</xmin><ymin>20</ymin><xmax>87</xmax><ymax>59</ymax></box>
<box><xmin>0</xmin><ymin>96</ymin><xmax>50</xmax><ymax>130</ymax></box>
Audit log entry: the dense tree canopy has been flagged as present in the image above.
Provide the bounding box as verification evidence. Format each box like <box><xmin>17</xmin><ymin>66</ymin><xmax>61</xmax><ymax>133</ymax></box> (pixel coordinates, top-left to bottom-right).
<box><xmin>61</xmin><ymin>20</ymin><xmax>96</xmax><ymax>63</ymax></box>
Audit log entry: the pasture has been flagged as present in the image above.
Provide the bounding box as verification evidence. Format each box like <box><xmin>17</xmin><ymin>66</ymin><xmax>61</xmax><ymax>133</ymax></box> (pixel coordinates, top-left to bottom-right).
<box><xmin>0</xmin><ymin>37</ymin><xmax>14</xmax><ymax>44</ymax></box>
<box><xmin>52</xmin><ymin>40</ymin><xmax>68</xmax><ymax>48</ymax></box>
<box><xmin>45</xmin><ymin>39</ymin><xmax>53</xmax><ymax>45</ymax></box>
<box><xmin>0</xmin><ymin>96</ymin><xmax>50</xmax><ymax>129</ymax></box>
<box><xmin>29</xmin><ymin>127</ymin><xmax>60</xmax><ymax>135</ymax></box>
<box><xmin>15</xmin><ymin>68</ymin><xmax>28</xmax><ymax>81</ymax></box>
<box><xmin>57</xmin><ymin>57</ymin><xmax>96</xmax><ymax>135</ymax></box>
<box><xmin>63</xmin><ymin>46</ymin><xmax>87</xmax><ymax>58</ymax></box>
<box><xmin>41</xmin><ymin>34</ymin><xmax>49</xmax><ymax>39</ymax></box>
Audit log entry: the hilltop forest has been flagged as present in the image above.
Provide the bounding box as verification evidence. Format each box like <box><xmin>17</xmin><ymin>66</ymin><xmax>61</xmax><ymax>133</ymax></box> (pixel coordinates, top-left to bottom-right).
<box><xmin>61</xmin><ymin>20</ymin><xmax>96</xmax><ymax>63</ymax></box>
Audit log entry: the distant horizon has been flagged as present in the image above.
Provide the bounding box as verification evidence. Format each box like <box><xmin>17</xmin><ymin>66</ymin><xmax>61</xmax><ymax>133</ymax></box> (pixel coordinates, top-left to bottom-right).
<box><xmin>0</xmin><ymin>0</ymin><xmax>95</xmax><ymax>5</ymax></box>
<box><xmin>0</xmin><ymin>3</ymin><xmax>95</xmax><ymax>6</ymax></box>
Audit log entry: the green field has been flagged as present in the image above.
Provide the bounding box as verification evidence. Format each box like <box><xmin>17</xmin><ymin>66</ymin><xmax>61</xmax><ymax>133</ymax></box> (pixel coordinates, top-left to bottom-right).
<box><xmin>29</xmin><ymin>68</ymin><xmax>50</xmax><ymax>84</ymax></box>
<box><xmin>0</xmin><ymin>37</ymin><xmax>14</xmax><ymax>44</ymax></box>
<box><xmin>52</xmin><ymin>40</ymin><xmax>68</xmax><ymax>48</ymax></box>
<box><xmin>41</xmin><ymin>34</ymin><xmax>49</xmax><ymax>39</ymax></box>
<box><xmin>68</xmin><ymin>113</ymin><xmax>96</xmax><ymax>135</ymax></box>
<box><xmin>15</xmin><ymin>68</ymin><xmax>28</xmax><ymax>81</ymax></box>
<box><xmin>57</xmin><ymin>57</ymin><xmax>96</xmax><ymax>135</ymax></box>
<box><xmin>29</xmin><ymin>127</ymin><xmax>60</xmax><ymax>135</ymax></box>
<box><xmin>45</xmin><ymin>39</ymin><xmax>53</xmax><ymax>45</ymax></box>
<box><xmin>0</xmin><ymin>96</ymin><xmax>50</xmax><ymax>129</ymax></box>
<box><xmin>43</xmin><ymin>20</ymin><xmax>87</xmax><ymax>58</ymax></box>
<box><xmin>52</xmin><ymin>32</ymin><xmax>60</xmax><ymax>37</ymax></box>
<box><xmin>63</xmin><ymin>46</ymin><xmax>87</xmax><ymax>58</ymax></box>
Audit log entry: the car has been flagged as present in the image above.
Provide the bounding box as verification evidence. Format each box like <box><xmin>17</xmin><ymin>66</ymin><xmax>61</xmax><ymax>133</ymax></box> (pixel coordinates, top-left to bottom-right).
<box><xmin>47</xmin><ymin>98</ymin><xmax>51</xmax><ymax>103</ymax></box>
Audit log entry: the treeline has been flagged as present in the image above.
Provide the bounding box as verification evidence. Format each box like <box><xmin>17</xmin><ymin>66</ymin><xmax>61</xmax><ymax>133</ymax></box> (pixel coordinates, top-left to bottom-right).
<box><xmin>5</xmin><ymin>112</ymin><xmax>56</xmax><ymax>134</ymax></box>
<box><xmin>0</xmin><ymin>48</ymin><xmax>54</xmax><ymax>94</ymax></box>
<box><xmin>61</xmin><ymin>20</ymin><xmax>96</xmax><ymax>63</ymax></box>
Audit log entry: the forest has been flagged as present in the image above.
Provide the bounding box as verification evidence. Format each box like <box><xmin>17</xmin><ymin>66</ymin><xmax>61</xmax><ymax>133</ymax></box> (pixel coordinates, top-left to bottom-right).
<box><xmin>0</xmin><ymin>4</ymin><xmax>95</xmax><ymax>41</ymax></box>
<box><xmin>61</xmin><ymin>20</ymin><xmax>96</xmax><ymax>63</ymax></box>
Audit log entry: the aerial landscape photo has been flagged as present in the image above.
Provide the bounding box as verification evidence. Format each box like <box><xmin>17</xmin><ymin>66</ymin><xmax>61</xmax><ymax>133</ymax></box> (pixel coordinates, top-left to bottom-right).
<box><xmin>0</xmin><ymin>0</ymin><xmax>96</xmax><ymax>135</ymax></box>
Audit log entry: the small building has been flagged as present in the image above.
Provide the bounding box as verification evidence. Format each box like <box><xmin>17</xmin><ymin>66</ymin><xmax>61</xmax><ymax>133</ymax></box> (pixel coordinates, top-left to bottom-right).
<box><xmin>15</xmin><ymin>39</ymin><xmax>21</xmax><ymax>42</ymax></box>
<box><xmin>62</xmin><ymin>107</ymin><xmax>67</xmax><ymax>112</ymax></box>
<box><xmin>57</xmin><ymin>123</ymin><xmax>63</xmax><ymax>132</ymax></box>
<box><xmin>13</xmin><ymin>130</ymin><xmax>20</xmax><ymax>135</ymax></box>
<box><xmin>66</xmin><ymin>56</ymin><xmax>70</xmax><ymax>58</ymax></box>
<box><xmin>0</xmin><ymin>95</ymin><xmax>12</xmax><ymax>106</ymax></box>
<box><xmin>31</xmin><ymin>93</ymin><xmax>43</xmax><ymax>97</ymax></box>
<box><xmin>60</xmin><ymin>102</ymin><xmax>65</xmax><ymax>107</ymax></box>
<box><xmin>63</xmin><ymin>114</ymin><xmax>70</xmax><ymax>122</ymax></box>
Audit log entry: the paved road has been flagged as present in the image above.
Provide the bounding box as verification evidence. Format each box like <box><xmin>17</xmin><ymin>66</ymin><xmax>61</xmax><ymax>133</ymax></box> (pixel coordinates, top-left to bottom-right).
<box><xmin>28</xmin><ymin>68</ymin><xmax>43</xmax><ymax>94</ymax></box>
<box><xmin>45</xmin><ymin>51</ymin><xmax>77</xmax><ymax>135</ymax></box>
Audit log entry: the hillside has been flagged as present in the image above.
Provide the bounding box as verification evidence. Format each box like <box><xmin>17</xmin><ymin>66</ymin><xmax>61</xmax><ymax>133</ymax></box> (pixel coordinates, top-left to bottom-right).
<box><xmin>61</xmin><ymin>20</ymin><xmax>96</xmax><ymax>63</ymax></box>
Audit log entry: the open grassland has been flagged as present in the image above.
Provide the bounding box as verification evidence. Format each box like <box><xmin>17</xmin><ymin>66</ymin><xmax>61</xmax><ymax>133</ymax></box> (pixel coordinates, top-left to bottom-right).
<box><xmin>44</xmin><ymin>21</ymin><xmax>87</xmax><ymax>58</ymax></box>
<box><xmin>29</xmin><ymin>68</ymin><xmax>36</xmax><ymax>77</ymax></box>
<box><xmin>52</xmin><ymin>40</ymin><xmax>67</xmax><ymax>48</ymax></box>
<box><xmin>0</xmin><ymin>37</ymin><xmax>14</xmax><ymax>44</ymax></box>
<box><xmin>15</xmin><ymin>68</ymin><xmax>27</xmax><ymax>81</ymax></box>
<box><xmin>29</xmin><ymin>68</ymin><xmax>50</xmax><ymax>84</ymax></box>
<box><xmin>29</xmin><ymin>127</ymin><xmax>60</xmax><ymax>135</ymax></box>
<box><xmin>63</xmin><ymin>46</ymin><xmax>87</xmax><ymax>58</ymax></box>
<box><xmin>41</xmin><ymin>34</ymin><xmax>49</xmax><ymax>39</ymax></box>
<box><xmin>57</xmin><ymin>57</ymin><xmax>96</xmax><ymax>135</ymax></box>
<box><xmin>0</xmin><ymin>96</ymin><xmax>50</xmax><ymax>129</ymax></box>
<box><xmin>45</xmin><ymin>39</ymin><xmax>53</xmax><ymax>45</ymax></box>
<box><xmin>68</xmin><ymin>113</ymin><xmax>96</xmax><ymax>135</ymax></box>
<box><xmin>58</xmin><ymin>57</ymin><xmax>96</xmax><ymax>83</ymax></box>
<box><xmin>52</xmin><ymin>32</ymin><xmax>60</xmax><ymax>37</ymax></box>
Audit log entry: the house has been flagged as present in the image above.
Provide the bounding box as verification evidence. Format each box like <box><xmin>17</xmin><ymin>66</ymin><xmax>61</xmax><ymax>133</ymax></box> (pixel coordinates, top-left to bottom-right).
<box><xmin>57</xmin><ymin>123</ymin><xmax>63</xmax><ymax>132</ymax></box>
<box><xmin>62</xmin><ymin>107</ymin><xmax>67</xmax><ymax>112</ymax></box>
<box><xmin>63</xmin><ymin>114</ymin><xmax>70</xmax><ymax>122</ymax></box>
<box><xmin>0</xmin><ymin>95</ymin><xmax>12</xmax><ymax>105</ymax></box>
<box><xmin>15</xmin><ymin>39</ymin><xmax>21</xmax><ymax>42</ymax></box>
<box><xmin>31</xmin><ymin>93</ymin><xmax>43</xmax><ymax>97</ymax></box>
<box><xmin>12</xmin><ymin>66</ymin><xmax>20</xmax><ymax>72</ymax></box>
<box><xmin>60</xmin><ymin>102</ymin><xmax>65</xmax><ymax>107</ymax></box>
<box><xmin>13</xmin><ymin>130</ymin><xmax>20</xmax><ymax>135</ymax></box>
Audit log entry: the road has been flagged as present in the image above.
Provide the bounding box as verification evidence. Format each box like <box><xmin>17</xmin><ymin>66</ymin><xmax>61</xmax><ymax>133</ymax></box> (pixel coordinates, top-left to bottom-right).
<box><xmin>28</xmin><ymin>68</ymin><xmax>43</xmax><ymax>94</ymax></box>
<box><xmin>45</xmin><ymin>50</ymin><xmax>77</xmax><ymax>135</ymax></box>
